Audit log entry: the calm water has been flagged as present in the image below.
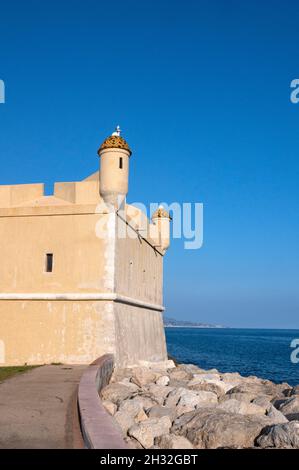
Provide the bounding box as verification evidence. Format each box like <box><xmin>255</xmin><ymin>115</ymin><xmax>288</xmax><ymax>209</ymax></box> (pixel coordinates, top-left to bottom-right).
<box><xmin>165</xmin><ymin>328</ymin><xmax>299</xmax><ymax>386</ymax></box>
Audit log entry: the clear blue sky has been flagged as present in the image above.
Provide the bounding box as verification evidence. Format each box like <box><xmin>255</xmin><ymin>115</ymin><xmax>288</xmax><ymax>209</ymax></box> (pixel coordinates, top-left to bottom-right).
<box><xmin>0</xmin><ymin>0</ymin><xmax>298</xmax><ymax>328</ymax></box>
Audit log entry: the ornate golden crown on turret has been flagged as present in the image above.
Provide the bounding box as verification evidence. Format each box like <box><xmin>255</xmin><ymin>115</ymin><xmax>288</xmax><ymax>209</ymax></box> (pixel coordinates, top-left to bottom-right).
<box><xmin>152</xmin><ymin>206</ymin><xmax>172</xmax><ymax>220</ymax></box>
<box><xmin>98</xmin><ymin>126</ymin><xmax>132</xmax><ymax>156</ymax></box>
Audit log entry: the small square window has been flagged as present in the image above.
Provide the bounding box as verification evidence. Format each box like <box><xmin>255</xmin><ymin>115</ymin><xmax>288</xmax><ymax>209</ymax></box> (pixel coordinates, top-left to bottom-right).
<box><xmin>45</xmin><ymin>253</ymin><xmax>53</xmax><ymax>273</ymax></box>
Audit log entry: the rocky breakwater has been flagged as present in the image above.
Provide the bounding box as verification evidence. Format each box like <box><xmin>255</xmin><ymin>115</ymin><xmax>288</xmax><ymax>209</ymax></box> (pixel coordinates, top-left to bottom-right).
<box><xmin>100</xmin><ymin>360</ymin><xmax>299</xmax><ymax>449</ymax></box>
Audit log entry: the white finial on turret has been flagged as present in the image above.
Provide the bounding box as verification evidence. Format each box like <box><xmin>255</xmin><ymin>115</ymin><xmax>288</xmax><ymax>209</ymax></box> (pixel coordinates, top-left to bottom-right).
<box><xmin>112</xmin><ymin>125</ymin><xmax>121</xmax><ymax>137</ymax></box>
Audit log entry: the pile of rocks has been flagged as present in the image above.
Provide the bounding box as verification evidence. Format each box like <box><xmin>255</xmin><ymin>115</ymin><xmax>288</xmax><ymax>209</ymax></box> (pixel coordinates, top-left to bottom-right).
<box><xmin>100</xmin><ymin>360</ymin><xmax>299</xmax><ymax>449</ymax></box>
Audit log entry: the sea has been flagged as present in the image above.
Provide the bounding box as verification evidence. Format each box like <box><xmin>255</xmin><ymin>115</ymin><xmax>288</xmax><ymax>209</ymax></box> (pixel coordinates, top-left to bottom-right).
<box><xmin>165</xmin><ymin>328</ymin><xmax>299</xmax><ymax>386</ymax></box>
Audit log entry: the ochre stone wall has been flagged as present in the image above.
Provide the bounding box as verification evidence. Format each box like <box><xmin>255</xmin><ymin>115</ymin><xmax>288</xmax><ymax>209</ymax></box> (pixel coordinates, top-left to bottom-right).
<box><xmin>0</xmin><ymin>300</ymin><xmax>167</xmax><ymax>366</ymax></box>
<box><xmin>0</xmin><ymin>300</ymin><xmax>116</xmax><ymax>365</ymax></box>
<box><xmin>113</xmin><ymin>217</ymin><xmax>166</xmax><ymax>367</ymax></box>
<box><xmin>0</xmin><ymin>212</ymin><xmax>107</xmax><ymax>293</ymax></box>
<box><xmin>115</xmin><ymin>217</ymin><xmax>163</xmax><ymax>305</ymax></box>
<box><xmin>114</xmin><ymin>303</ymin><xmax>167</xmax><ymax>368</ymax></box>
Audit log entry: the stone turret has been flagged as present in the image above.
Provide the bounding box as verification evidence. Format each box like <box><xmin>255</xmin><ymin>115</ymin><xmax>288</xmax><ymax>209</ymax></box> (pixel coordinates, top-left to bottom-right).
<box><xmin>151</xmin><ymin>206</ymin><xmax>172</xmax><ymax>253</ymax></box>
<box><xmin>98</xmin><ymin>126</ymin><xmax>132</xmax><ymax>207</ymax></box>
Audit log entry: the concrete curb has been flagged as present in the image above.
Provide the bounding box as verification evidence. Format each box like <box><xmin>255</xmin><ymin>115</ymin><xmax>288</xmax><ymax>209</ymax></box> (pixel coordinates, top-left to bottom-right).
<box><xmin>78</xmin><ymin>354</ymin><xmax>128</xmax><ymax>449</ymax></box>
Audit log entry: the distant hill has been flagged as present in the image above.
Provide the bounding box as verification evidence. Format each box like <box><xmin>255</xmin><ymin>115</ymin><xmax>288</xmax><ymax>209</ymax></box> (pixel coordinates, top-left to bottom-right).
<box><xmin>163</xmin><ymin>316</ymin><xmax>225</xmax><ymax>328</ymax></box>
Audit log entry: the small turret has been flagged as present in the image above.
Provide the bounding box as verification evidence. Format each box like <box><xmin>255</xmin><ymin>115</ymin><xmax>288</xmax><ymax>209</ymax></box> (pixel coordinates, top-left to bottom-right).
<box><xmin>98</xmin><ymin>126</ymin><xmax>132</xmax><ymax>207</ymax></box>
<box><xmin>151</xmin><ymin>206</ymin><xmax>172</xmax><ymax>253</ymax></box>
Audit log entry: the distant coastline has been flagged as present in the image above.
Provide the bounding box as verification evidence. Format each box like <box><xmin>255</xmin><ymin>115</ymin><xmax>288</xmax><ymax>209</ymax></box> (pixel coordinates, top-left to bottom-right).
<box><xmin>163</xmin><ymin>316</ymin><xmax>225</xmax><ymax>329</ymax></box>
<box><xmin>165</xmin><ymin>325</ymin><xmax>224</xmax><ymax>329</ymax></box>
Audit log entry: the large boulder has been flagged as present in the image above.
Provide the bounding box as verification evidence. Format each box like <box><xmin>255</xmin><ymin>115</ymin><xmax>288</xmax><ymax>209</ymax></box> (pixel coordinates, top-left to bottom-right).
<box><xmin>172</xmin><ymin>407</ymin><xmax>270</xmax><ymax>448</ymax></box>
<box><xmin>266</xmin><ymin>405</ymin><xmax>289</xmax><ymax>425</ymax></box>
<box><xmin>156</xmin><ymin>376</ymin><xmax>170</xmax><ymax>387</ymax></box>
<box><xmin>131</xmin><ymin>367</ymin><xmax>160</xmax><ymax>387</ymax></box>
<box><xmin>138</xmin><ymin>360</ymin><xmax>175</xmax><ymax>371</ymax></box>
<box><xmin>147</xmin><ymin>405</ymin><xmax>175</xmax><ymax>420</ymax></box>
<box><xmin>278</xmin><ymin>396</ymin><xmax>299</xmax><ymax>421</ymax></box>
<box><xmin>114</xmin><ymin>411</ymin><xmax>136</xmax><ymax>436</ymax></box>
<box><xmin>174</xmin><ymin>389</ymin><xmax>217</xmax><ymax>418</ymax></box>
<box><xmin>135</xmin><ymin>409</ymin><xmax>148</xmax><ymax>423</ymax></box>
<box><xmin>189</xmin><ymin>373</ymin><xmax>220</xmax><ymax>383</ymax></box>
<box><xmin>175</xmin><ymin>403</ymin><xmax>199</xmax><ymax>418</ymax></box>
<box><xmin>168</xmin><ymin>368</ymin><xmax>193</xmax><ymax>382</ymax></box>
<box><xmin>175</xmin><ymin>364</ymin><xmax>203</xmax><ymax>375</ymax></box>
<box><xmin>188</xmin><ymin>381</ymin><xmax>226</xmax><ymax>398</ymax></box>
<box><xmin>101</xmin><ymin>383</ymin><xmax>136</xmax><ymax>405</ymax></box>
<box><xmin>169</xmin><ymin>379</ymin><xmax>190</xmax><ymax>388</ymax></box>
<box><xmin>217</xmin><ymin>399</ymin><xmax>265</xmax><ymax>416</ymax></box>
<box><xmin>256</xmin><ymin>421</ymin><xmax>299</xmax><ymax>448</ymax></box>
<box><xmin>188</xmin><ymin>375</ymin><xmax>234</xmax><ymax>394</ymax></box>
<box><xmin>128</xmin><ymin>416</ymin><xmax>172</xmax><ymax>448</ymax></box>
<box><xmin>125</xmin><ymin>437</ymin><xmax>144</xmax><ymax>449</ymax></box>
<box><xmin>275</xmin><ymin>382</ymin><xmax>293</xmax><ymax>397</ymax></box>
<box><xmin>114</xmin><ymin>398</ymin><xmax>150</xmax><ymax>435</ymax></box>
<box><xmin>271</xmin><ymin>397</ymin><xmax>288</xmax><ymax>409</ymax></box>
<box><xmin>226</xmin><ymin>381</ymin><xmax>282</xmax><ymax>399</ymax></box>
<box><xmin>165</xmin><ymin>387</ymin><xmax>188</xmax><ymax>408</ymax></box>
<box><xmin>220</xmin><ymin>372</ymin><xmax>243</xmax><ymax>385</ymax></box>
<box><xmin>180</xmin><ymin>390</ymin><xmax>218</xmax><ymax>407</ymax></box>
<box><xmin>111</xmin><ymin>368</ymin><xmax>133</xmax><ymax>383</ymax></box>
<box><xmin>120</xmin><ymin>395</ymin><xmax>156</xmax><ymax>413</ymax></box>
<box><xmin>118</xmin><ymin>397</ymin><xmax>144</xmax><ymax>417</ymax></box>
<box><xmin>142</xmin><ymin>384</ymin><xmax>174</xmax><ymax>405</ymax></box>
<box><xmin>102</xmin><ymin>400</ymin><xmax>117</xmax><ymax>416</ymax></box>
<box><xmin>290</xmin><ymin>385</ymin><xmax>299</xmax><ymax>396</ymax></box>
<box><xmin>155</xmin><ymin>434</ymin><xmax>194</xmax><ymax>449</ymax></box>
<box><xmin>118</xmin><ymin>378</ymin><xmax>140</xmax><ymax>392</ymax></box>
<box><xmin>219</xmin><ymin>392</ymin><xmax>258</xmax><ymax>404</ymax></box>
<box><xmin>251</xmin><ymin>396</ymin><xmax>272</xmax><ymax>412</ymax></box>
<box><xmin>165</xmin><ymin>387</ymin><xmax>217</xmax><ymax>409</ymax></box>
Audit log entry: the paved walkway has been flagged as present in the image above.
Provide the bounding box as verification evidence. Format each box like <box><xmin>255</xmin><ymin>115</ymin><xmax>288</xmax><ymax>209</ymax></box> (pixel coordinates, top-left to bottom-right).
<box><xmin>0</xmin><ymin>365</ymin><xmax>86</xmax><ymax>449</ymax></box>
